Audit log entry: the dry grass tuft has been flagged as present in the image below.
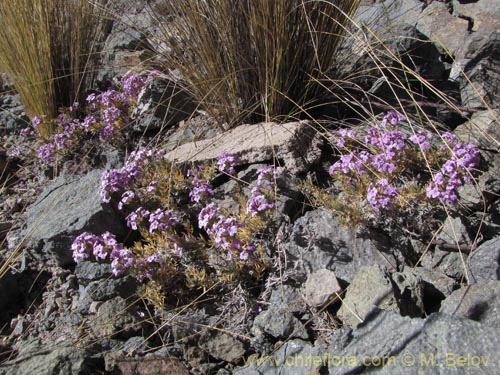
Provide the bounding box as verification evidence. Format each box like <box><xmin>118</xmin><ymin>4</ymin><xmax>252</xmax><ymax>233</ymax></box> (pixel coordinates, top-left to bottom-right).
<box><xmin>152</xmin><ymin>0</ymin><xmax>360</xmax><ymax>127</ymax></box>
<box><xmin>0</xmin><ymin>0</ymin><xmax>109</xmax><ymax>131</ymax></box>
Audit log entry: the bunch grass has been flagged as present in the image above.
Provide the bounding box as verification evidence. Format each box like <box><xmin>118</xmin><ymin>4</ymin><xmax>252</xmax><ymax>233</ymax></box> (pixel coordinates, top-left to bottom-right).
<box><xmin>153</xmin><ymin>0</ymin><xmax>360</xmax><ymax>127</ymax></box>
<box><xmin>0</xmin><ymin>0</ymin><xmax>108</xmax><ymax>135</ymax></box>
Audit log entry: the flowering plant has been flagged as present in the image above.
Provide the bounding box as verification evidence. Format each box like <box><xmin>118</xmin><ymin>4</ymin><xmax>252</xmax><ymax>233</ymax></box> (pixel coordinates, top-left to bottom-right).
<box><xmin>18</xmin><ymin>74</ymin><xmax>151</xmax><ymax>164</ymax></box>
<box><xmin>301</xmin><ymin>111</ymin><xmax>480</xmax><ymax>226</ymax></box>
<box><xmin>73</xmin><ymin>150</ymin><xmax>275</xmax><ymax>296</ymax></box>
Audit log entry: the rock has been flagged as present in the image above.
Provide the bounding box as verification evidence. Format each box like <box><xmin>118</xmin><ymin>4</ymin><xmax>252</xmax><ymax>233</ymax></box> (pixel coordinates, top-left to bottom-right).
<box><xmin>455</xmin><ymin>110</ymin><xmax>500</xmax><ymax>151</ymax></box>
<box><xmin>131</xmin><ymin>74</ymin><xmax>195</xmax><ymax>132</ymax></box>
<box><xmin>91</xmin><ymin>297</ymin><xmax>140</xmax><ymax>339</ymax></box>
<box><xmin>76</xmin><ymin>275</ymin><xmax>137</xmax><ymax>314</ymax></box>
<box><xmin>199</xmin><ymin>331</ymin><xmax>246</xmax><ymax>364</ymax></box>
<box><xmin>24</xmin><ymin>170</ymin><xmax>125</xmax><ymax>267</ymax></box>
<box><xmin>268</xmin><ymin>285</ymin><xmax>306</xmax><ymax>314</ymax></box>
<box><xmin>74</xmin><ymin>261</ymin><xmax>113</xmax><ymax>286</ymax></box>
<box><xmin>326</xmin><ymin>308</ymin><xmax>500</xmax><ymax>375</ymax></box>
<box><xmin>407</xmin><ymin>266</ymin><xmax>457</xmax><ymax>312</ymax></box>
<box><xmin>0</xmin><ymin>93</ymin><xmax>28</xmax><ymax>133</ymax></box>
<box><xmin>160</xmin><ymin>111</ymin><xmax>220</xmax><ymax>153</ymax></box>
<box><xmin>416</xmin><ymin>1</ymin><xmax>470</xmax><ymax>57</ymax></box>
<box><xmin>420</xmin><ymin>246</ymin><xmax>467</xmax><ymax>281</ymax></box>
<box><xmin>455</xmin><ymin>111</ymin><xmax>500</xmax><ymax>209</ymax></box>
<box><xmin>252</xmin><ymin>308</ymin><xmax>308</xmax><ymax>342</ymax></box>
<box><xmin>459</xmin><ymin>31</ymin><xmax>500</xmax><ymax>109</ymax></box>
<box><xmin>283</xmin><ymin>209</ymin><xmax>397</xmax><ymax>284</ymax></box>
<box><xmin>437</xmin><ymin>215</ymin><xmax>472</xmax><ymax>246</ymax></box>
<box><xmin>251</xmin><ymin>286</ymin><xmax>308</xmax><ymax>342</ymax></box>
<box><xmin>82</xmin><ymin>276</ymin><xmax>136</xmax><ymax>302</ymax></box>
<box><xmin>337</xmin><ymin>265</ymin><xmax>398</xmax><ymax>328</ymax></box>
<box><xmin>234</xmin><ymin>340</ymin><xmax>324</xmax><ymax>375</ymax></box>
<box><xmin>467</xmin><ymin>237</ymin><xmax>500</xmax><ymax>283</ymax></box>
<box><xmin>452</xmin><ymin>0</ymin><xmax>500</xmax><ymax>35</ymax></box>
<box><xmin>165</xmin><ymin>121</ymin><xmax>322</xmax><ymax>174</ymax></box>
<box><xmin>113</xmin><ymin>357</ymin><xmax>189</xmax><ymax>375</ymax></box>
<box><xmin>440</xmin><ymin>280</ymin><xmax>500</xmax><ymax>328</ymax></box>
<box><xmin>0</xmin><ymin>340</ymin><xmax>98</xmax><ymax>375</ymax></box>
<box><xmin>303</xmin><ymin>269</ymin><xmax>342</xmax><ymax>308</ymax></box>
<box><xmin>391</xmin><ymin>270</ymin><xmax>425</xmax><ymax>317</ymax></box>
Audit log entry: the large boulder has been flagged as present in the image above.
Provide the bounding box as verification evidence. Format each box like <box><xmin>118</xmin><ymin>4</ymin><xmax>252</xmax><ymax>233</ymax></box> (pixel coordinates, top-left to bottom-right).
<box><xmin>282</xmin><ymin>209</ymin><xmax>399</xmax><ymax>284</ymax></box>
<box><xmin>165</xmin><ymin>120</ymin><xmax>322</xmax><ymax>174</ymax></box>
<box><xmin>24</xmin><ymin>170</ymin><xmax>125</xmax><ymax>267</ymax></box>
<box><xmin>328</xmin><ymin>309</ymin><xmax>500</xmax><ymax>375</ymax></box>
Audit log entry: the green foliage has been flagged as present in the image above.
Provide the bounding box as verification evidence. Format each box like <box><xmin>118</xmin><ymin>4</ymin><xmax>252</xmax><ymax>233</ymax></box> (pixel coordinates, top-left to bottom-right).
<box><xmin>153</xmin><ymin>0</ymin><xmax>360</xmax><ymax>126</ymax></box>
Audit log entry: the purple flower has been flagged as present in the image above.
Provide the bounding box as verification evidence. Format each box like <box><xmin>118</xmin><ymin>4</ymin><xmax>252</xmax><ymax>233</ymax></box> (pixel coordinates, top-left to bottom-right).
<box><xmin>198</xmin><ymin>203</ymin><xmax>219</xmax><ymax>231</ymax></box>
<box><xmin>380</xmin><ymin>111</ymin><xmax>405</xmax><ymax>127</ymax></box>
<box><xmin>121</xmin><ymin>74</ymin><xmax>149</xmax><ymax>98</ymax></box>
<box><xmin>126</xmin><ymin>207</ymin><xmax>150</xmax><ymax>230</ymax></box>
<box><xmin>246</xmin><ymin>188</ymin><xmax>274</xmax><ymax>216</ymax></box>
<box><xmin>367</xmin><ymin>178</ymin><xmax>398</xmax><ymax>212</ymax></box>
<box><xmin>110</xmin><ymin>247</ymin><xmax>135</xmax><ymax>276</ymax></box>
<box><xmin>240</xmin><ymin>244</ymin><xmax>256</xmax><ymax>260</ymax></box>
<box><xmin>217</xmin><ymin>152</ymin><xmax>237</xmax><ymax>174</ymax></box>
<box><xmin>189</xmin><ymin>177</ymin><xmax>214</xmax><ymax>202</ymax></box>
<box><xmin>409</xmin><ymin>130</ymin><xmax>433</xmax><ymax>152</ymax></box>
<box><xmin>148</xmin><ymin>208</ymin><xmax>179</xmax><ymax>233</ymax></box>
<box><xmin>7</xmin><ymin>146</ymin><xmax>21</xmax><ymax>158</ymax></box>
<box><xmin>37</xmin><ymin>143</ymin><xmax>55</xmax><ymax>162</ymax></box>
<box><xmin>118</xmin><ymin>190</ymin><xmax>135</xmax><ymax>210</ymax></box>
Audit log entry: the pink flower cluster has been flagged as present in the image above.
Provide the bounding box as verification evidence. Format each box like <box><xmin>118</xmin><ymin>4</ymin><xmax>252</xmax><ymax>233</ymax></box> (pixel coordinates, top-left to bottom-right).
<box><xmin>247</xmin><ymin>166</ymin><xmax>276</xmax><ymax>216</ymax></box>
<box><xmin>217</xmin><ymin>151</ymin><xmax>237</xmax><ymax>175</ymax></box>
<box><xmin>125</xmin><ymin>207</ymin><xmax>179</xmax><ymax>233</ymax></box>
<box><xmin>100</xmin><ymin>147</ymin><xmax>163</xmax><ymax>203</ymax></box>
<box><xmin>330</xmin><ymin>111</ymin><xmax>480</xmax><ymax>210</ymax></box>
<box><xmin>426</xmin><ymin>132</ymin><xmax>480</xmax><ymax>204</ymax></box>
<box><xmin>26</xmin><ymin>74</ymin><xmax>150</xmax><ymax>163</ymax></box>
<box><xmin>71</xmin><ymin>232</ymin><xmax>134</xmax><ymax>276</ymax></box>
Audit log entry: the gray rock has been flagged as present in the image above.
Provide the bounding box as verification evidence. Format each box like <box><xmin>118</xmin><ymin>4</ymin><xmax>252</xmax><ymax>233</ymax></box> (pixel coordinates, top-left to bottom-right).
<box><xmin>131</xmin><ymin>74</ymin><xmax>195</xmax><ymax>132</ymax></box>
<box><xmin>455</xmin><ymin>111</ymin><xmax>500</xmax><ymax>209</ymax></box>
<box><xmin>455</xmin><ymin>110</ymin><xmax>500</xmax><ymax>152</ymax></box>
<box><xmin>283</xmin><ymin>209</ymin><xmax>397</xmax><ymax>284</ymax></box>
<box><xmin>76</xmin><ymin>275</ymin><xmax>137</xmax><ymax>314</ymax></box>
<box><xmin>165</xmin><ymin>120</ymin><xmax>322</xmax><ymax>174</ymax></box>
<box><xmin>74</xmin><ymin>261</ymin><xmax>113</xmax><ymax>286</ymax></box>
<box><xmin>24</xmin><ymin>170</ymin><xmax>125</xmax><ymax>267</ymax></box>
<box><xmin>234</xmin><ymin>339</ymin><xmax>324</xmax><ymax>375</ymax></box>
<box><xmin>0</xmin><ymin>340</ymin><xmax>97</xmax><ymax>375</ymax></box>
<box><xmin>337</xmin><ymin>265</ymin><xmax>398</xmax><ymax>328</ymax></box>
<box><xmin>0</xmin><ymin>93</ymin><xmax>28</xmax><ymax>132</ymax></box>
<box><xmin>420</xmin><ymin>247</ymin><xmax>468</xmax><ymax>281</ymax></box>
<box><xmin>391</xmin><ymin>270</ymin><xmax>425</xmax><ymax>317</ymax></box>
<box><xmin>459</xmin><ymin>32</ymin><xmax>500</xmax><ymax>109</ymax></box>
<box><xmin>268</xmin><ymin>285</ymin><xmax>306</xmax><ymax>314</ymax></box>
<box><xmin>251</xmin><ymin>286</ymin><xmax>308</xmax><ymax>343</ymax></box>
<box><xmin>417</xmin><ymin>1</ymin><xmax>470</xmax><ymax>57</ymax></box>
<box><xmin>199</xmin><ymin>331</ymin><xmax>246</xmax><ymax>364</ymax></box>
<box><xmin>91</xmin><ymin>296</ymin><xmax>140</xmax><ymax>339</ymax></box>
<box><xmin>437</xmin><ymin>215</ymin><xmax>472</xmax><ymax>246</ymax></box>
<box><xmin>407</xmin><ymin>266</ymin><xmax>457</xmax><ymax>311</ymax></box>
<box><xmin>467</xmin><ymin>237</ymin><xmax>500</xmax><ymax>283</ymax></box>
<box><xmin>327</xmin><ymin>308</ymin><xmax>500</xmax><ymax>374</ymax></box>
<box><xmin>252</xmin><ymin>308</ymin><xmax>308</xmax><ymax>342</ymax></box>
<box><xmin>440</xmin><ymin>281</ymin><xmax>500</xmax><ymax>328</ymax></box>
<box><xmin>303</xmin><ymin>269</ymin><xmax>342</xmax><ymax>308</ymax></box>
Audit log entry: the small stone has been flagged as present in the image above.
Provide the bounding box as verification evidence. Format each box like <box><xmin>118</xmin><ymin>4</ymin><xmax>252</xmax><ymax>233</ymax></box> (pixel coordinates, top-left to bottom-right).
<box><xmin>303</xmin><ymin>269</ymin><xmax>342</xmax><ymax>307</ymax></box>
<box><xmin>337</xmin><ymin>265</ymin><xmax>398</xmax><ymax>328</ymax></box>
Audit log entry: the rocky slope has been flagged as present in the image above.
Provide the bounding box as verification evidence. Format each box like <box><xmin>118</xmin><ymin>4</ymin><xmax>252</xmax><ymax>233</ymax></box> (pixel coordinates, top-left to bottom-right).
<box><xmin>1</xmin><ymin>1</ymin><xmax>500</xmax><ymax>374</ymax></box>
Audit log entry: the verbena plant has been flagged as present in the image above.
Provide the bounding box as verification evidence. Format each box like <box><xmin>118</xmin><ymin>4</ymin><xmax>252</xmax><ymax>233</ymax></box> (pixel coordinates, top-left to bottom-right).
<box><xmin>152</xmin><ymin>0</ymin><xmax>360</xmax><ymax>126</ymax></box>
<box><xmin>0</xmin><ymin>0</ymin><xmax>108</xmax><ymax>135</ymax></box>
